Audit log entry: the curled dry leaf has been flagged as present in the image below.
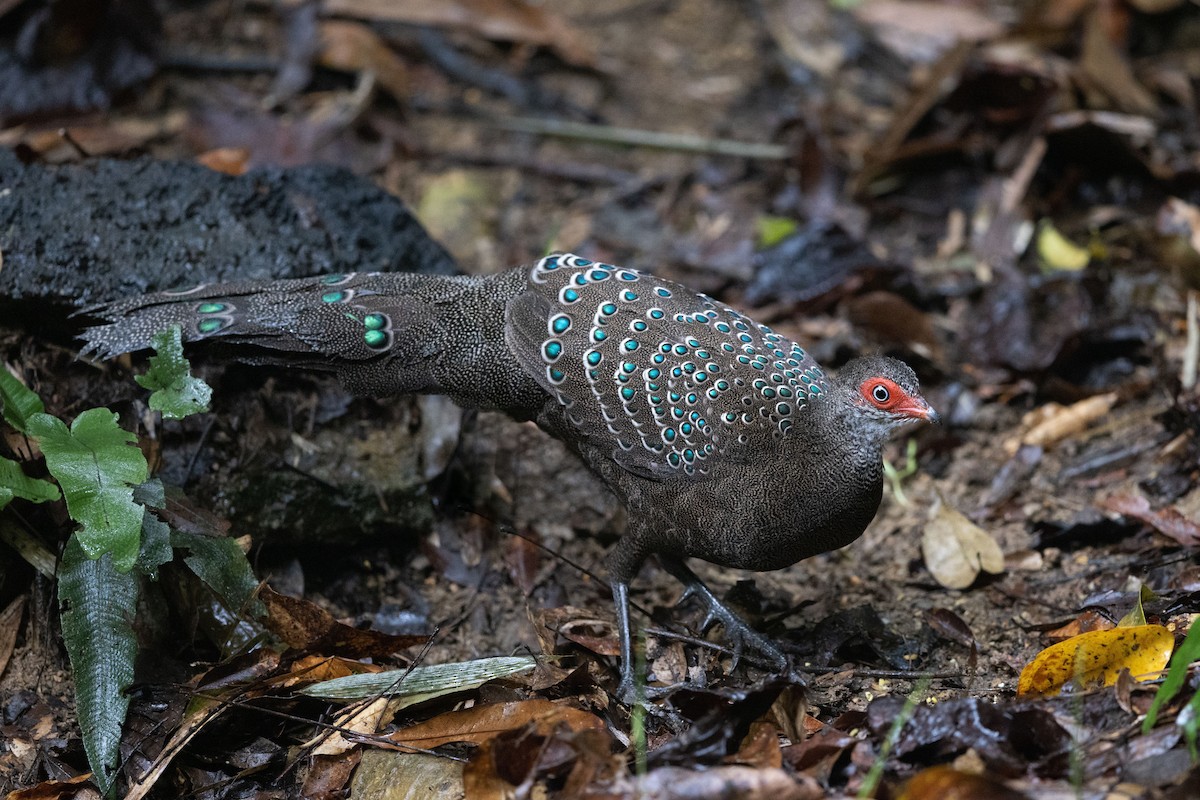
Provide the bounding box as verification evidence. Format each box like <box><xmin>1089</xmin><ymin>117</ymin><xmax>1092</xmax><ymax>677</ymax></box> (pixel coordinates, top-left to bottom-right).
<box><xmin>385</xmin><ymin>698</ymin><xmax>603</xmax><ymax>749</ymax></box>
<box><xmin>534</xmin><ymin>606</ymin><xmax>620</xmax><ymax>657</ymax></box>
<box><xmin>922</xmin><ymin>497</ymin><xmax>1005</xmax><ymax>590</ymax></box>
<box><xmin>196</xmin><ymin>147</ymin><xmax>250</xmax><ymax>176</ymax></box>
<box><xmin>899</xmin><ymin>765</ymin><xmax>1029</xmax><ymax>800</ymax></box>
<box><xmin>0</xmin><ymin>595</ymin><xmax>26</xmax><ymax>680</ymax></box>
<box><xmin>1099</xmin><ymin>492</ymin><xmax>1200</xmax><ymax>547</ymax></box>
<box><xmin>926</xmin><ymin>607</ymin><xmax>976</xmax><ymax>649</ymax></box>
<box><xmin>1044</xmin><ymin>610</ymin><xmax>1115</xmax><ymax>642</ymax></box>
<box><xmin>318</xmin><ymin>21</ymin><xmax>411</xmax><ymax>102</ymax></box>
<box><xmin>324</xmin><ymin>0</ymin><xmax>597</xmax><ymax>69</ymax></box>
<box><xmin>1002</xmin><ymin>392</ymin><xmax>1118</xmax><ymax>456</ymax></box>
<box><xmin>310</xmin><ymin>696</ymin><xmax>393</xmax><ymax>756</ymax></box>
<box><xmin>726</xmin><ymin>720</ymin><xmax>783</xmax><ymax>770</ymax></box>
<box><xmin>1017</xmin><ymin>624</ymin><xmax>1174</xmax><ymax>698</ymax></box>
<box><xmin>632</xmin><ymin>765</ymin><xmax>823</xmax><ymax>800</ymax></box>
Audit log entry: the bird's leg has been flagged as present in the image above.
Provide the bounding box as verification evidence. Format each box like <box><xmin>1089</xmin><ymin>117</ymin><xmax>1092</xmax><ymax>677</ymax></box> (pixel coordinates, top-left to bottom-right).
<box><xmin>607</xmin><ymin>536</ymin><xmax>684</xmax><ymax>706</ymax></box>
<box><xmin>658</xmin><ymin>556</ymin><xmax>788</xmax><ymax>673</ymax></box>
<box><xmin>612</xmin><ymin>579</ymin><xmax>639</xmax><ymax>703</ymax></box>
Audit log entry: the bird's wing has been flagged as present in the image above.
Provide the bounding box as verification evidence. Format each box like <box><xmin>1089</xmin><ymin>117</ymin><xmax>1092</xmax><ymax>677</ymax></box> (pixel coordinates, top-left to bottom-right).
<box><xmin>504</xmin><ymin>253</ymin><xmax>828</xmax><ymax>481</ymax></box>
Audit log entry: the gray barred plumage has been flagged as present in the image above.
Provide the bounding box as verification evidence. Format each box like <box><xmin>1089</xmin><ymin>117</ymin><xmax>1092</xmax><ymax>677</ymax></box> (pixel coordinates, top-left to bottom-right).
<box><xmin>80</xmin><ymin>253</ymin><xmax>938</xmax><ymax>702</ymax></box>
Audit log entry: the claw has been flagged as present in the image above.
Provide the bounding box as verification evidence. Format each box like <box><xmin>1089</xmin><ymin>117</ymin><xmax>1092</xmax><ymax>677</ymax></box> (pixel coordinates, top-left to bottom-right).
<box><xmin>661</xmin><ymin>556</ymin><xmax>789</xmax><ymax>673</ymax></box>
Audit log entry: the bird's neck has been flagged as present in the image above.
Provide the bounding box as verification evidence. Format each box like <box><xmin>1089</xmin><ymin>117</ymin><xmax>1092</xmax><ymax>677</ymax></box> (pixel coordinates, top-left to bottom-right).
<box><xmin>805</xmin><ymin>390</ymin><xmax>886</xmax><ymax>476</ymax></box>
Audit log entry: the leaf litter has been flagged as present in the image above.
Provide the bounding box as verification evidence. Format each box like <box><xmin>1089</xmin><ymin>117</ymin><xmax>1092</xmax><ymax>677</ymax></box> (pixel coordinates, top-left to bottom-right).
<box><xmin>2</xmin><ymin>0</ymin><xmax>1200</xmax><ymax>797</ymax></box>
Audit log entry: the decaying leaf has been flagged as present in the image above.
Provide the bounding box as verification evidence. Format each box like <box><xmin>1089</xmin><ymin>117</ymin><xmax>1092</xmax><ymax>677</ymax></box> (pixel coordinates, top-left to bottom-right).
<box><xmin>534</xmin><ymin>606</ymin><xmax>621</xmax><ymax>657</ymax></box>
<box><xmin>0</xmin><ymin>595</ymin><xmax>26</xmax><ymax>680</ymax></box>
<box><xmin>1036</xmin><ymin>220</ymin><xmax>1090</xmax><ymax>271</ymax></box>
<box><xmin>1044</xmin><ymin>610</ymin><xmax>1115</xmax><ymax>642</ymax></box>
<box><xmin>899</xmin><ymin>765</ymin><xmax>1028</xmax><ymax>800</ymax></box>
<box><xmin>318</xmin><ymin>21</ymin><xmax>411</xmax><ymax>102</ymax></box>
<box><xmin>385</xmin><ymin>698</ymin><xmax>603</xmax><ymax>749</ymax></box>
<box><xmin>726</xmin><ymin>720</ymin><xmax>783</xmax><ymax>769</ymax></box>
<box><xmin>323</xmin><ymin>0</ymin><xmax>596</xmax><ymax>68</ymax></box>
<box><xmin>310</xmin><ymin>696</ymin><xmax>393</xmax><ymax>756</ymax></box>
<box><xmin>1017</xmin><ymin>624</ymin><xmax>1175</xmax><ymax>697</ymax></box>
<box><xmin>922</xmin><ymin>497</ymin><xmax>1005</xmax><ymax>589</ymax></box>
<box><xmin>261</xmin><ymin>585</ymin><xmax>427</xmax><ymax>658</ymax></box>
<box><xmin>269</xmin><ymin>654</ymin><xmax>385</xmax><ymax>690</ymax></box>
<box><xmin>352</xmin><ymin>752</ymin><xmax>463</xmax><ymax>800</ymax></box>
<box><xmin>1100</xmin><ymin>492</ymin><xmax>1200</xmax><ymax>547</ymax></box>
<box><xmin>1002</xmin><ymin>392</ymin><xmax>1118</xmax><ymax>455</ymax></box>
<box><xmin>3</xmin><ymin>773</ymin><xmax>99</xmax><ymax>800</ymax></box>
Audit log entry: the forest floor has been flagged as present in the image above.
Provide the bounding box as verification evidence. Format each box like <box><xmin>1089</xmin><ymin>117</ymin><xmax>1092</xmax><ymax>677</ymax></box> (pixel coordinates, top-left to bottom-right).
<box><xmin>1</xmin><ymin>0</ymin><xmax>1199</xmax><ymax>798</ymax></box>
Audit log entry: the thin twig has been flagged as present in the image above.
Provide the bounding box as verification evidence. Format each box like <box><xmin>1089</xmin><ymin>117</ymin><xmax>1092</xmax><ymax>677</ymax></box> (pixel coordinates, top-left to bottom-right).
<box><xmin>0</xmin><ymin>518</ymin><xmax>57</xmax><ymax>578</ymax></box>
<box><xmin>494</xmin><ymin>116</ymin><xmax>791</xmax><ymax>160</ymax></box>
<box><xmin>1184</xmin><ymin>290</ymin><xmax>1198</xmax><ymax>390</ymax></box>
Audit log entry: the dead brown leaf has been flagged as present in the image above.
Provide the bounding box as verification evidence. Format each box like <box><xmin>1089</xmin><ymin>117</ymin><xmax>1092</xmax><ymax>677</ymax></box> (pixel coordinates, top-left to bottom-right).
<box><xmin>899</xmin><ymin>764</ymin><xmax>1028</xmax><ymax>800</ymax></box>
<box><xmin>299</xmin><ymin>751</ymin><xmax>361</xmax><ymax>800</ymax></box>
<box><xmin>271</xmin><ymin>654</ymin><xmax>385</xmax><ymax>689</ymax></box>
<box><xmin>1044</xmin><ymin>610</ymin><xmax>1116</xmax><ymax>642</ymax></box>
<box><xmin>1100</xmin><ymin>492</ymin><xmax>1200</xmax><ymax>547</ymax></box>
<box><xmin>3</xmin><ymin>774</ymin><xmax>99</xmax><ymax>800</ymax></box>
<box><xmin>0</xmin><ymin>594</ymin><xmax>27</xmax><ymax>680</ymax></box>
<box><xmin>461</xmin><ymin>739</ymin><xmax>512</xmax><ymax>800</ymax></box>
<box><xmin>781</xmin><ymin>726</ymin><xmax>857</xmax><ymax>784</ymax></box>
<box><xmin>533</xmin><ymin>606</ymin><xmax>621</xmax><ymax>657</ymax></box>
<box><xmin>196</xmin><ymin>147</ymin><xmax>250</xmax><ymax>176</ymax></box>
<box><xmin>385</xmin><ymin>698</ymin><xmax>604</xmax><ymax>749</ymax></box>
<box><xmin>323</xmin><ymin>0</ymin><xmax>596</xmax><ymax>68</ymax></box>
<box><xmin>926</xmin><ymin>607</ymin><xmax>976</xmax><ymax>649</ymax></box>
<box><xmin>726</xmin><ymin>719</ymin><xmax>783</xmax><ymax>769</ymax></box>
<box><xmin>318</xmin><ymin>21</ymin><xmax>410</xmax><ymax>102</ymax></box>
<box><xmin>261</xmin><ymin>585</ymin><xmax>427</xmax><ymax>658</ymax></box>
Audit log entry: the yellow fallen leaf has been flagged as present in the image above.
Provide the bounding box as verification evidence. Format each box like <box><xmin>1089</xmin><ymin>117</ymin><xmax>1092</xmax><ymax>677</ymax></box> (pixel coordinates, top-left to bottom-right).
<box><xmin>1037</xmin><ymin>220</ymin><xmax>1089</xmax><ymax>271</ymax></box>
<box><xmin>1018</xmin><ymin>624</ymin><xmax>1174</xmax><ymax>698</ymax></box>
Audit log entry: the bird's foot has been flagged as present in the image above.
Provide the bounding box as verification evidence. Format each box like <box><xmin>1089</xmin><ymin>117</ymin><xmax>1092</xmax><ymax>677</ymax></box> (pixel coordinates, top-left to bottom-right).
<box><xmin>698</xmin><ymin>598</ymin><xmax>789</xmax><ymax>673</ymax></box>
<box><xmin>616</xmin><ymin>678</ymin><xmax>678</xmax><ymax>706</ymax></box>
<box><xmin>615</xmin><ymin>677</ymin><xmax>687</xmax><ymax>730</ymax></box>
<box><xmin>663</xmin><ymin>558</ymin><xmax>789</xmax><ymax>674</ymax></box>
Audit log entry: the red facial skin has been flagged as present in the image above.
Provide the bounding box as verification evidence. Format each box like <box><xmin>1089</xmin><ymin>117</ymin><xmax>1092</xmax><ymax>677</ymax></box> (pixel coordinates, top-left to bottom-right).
<box><xmin>858</xmin><ymin>377</ymin><xmax>937</xmax><ymax>421</ymax></box>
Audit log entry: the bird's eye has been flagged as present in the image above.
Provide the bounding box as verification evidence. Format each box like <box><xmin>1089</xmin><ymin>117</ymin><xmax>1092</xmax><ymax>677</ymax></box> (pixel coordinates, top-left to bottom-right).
<box><xmin>871</xmin><ymin>384</ymin><xmax>890</xmax><ymax>403</ymax></box>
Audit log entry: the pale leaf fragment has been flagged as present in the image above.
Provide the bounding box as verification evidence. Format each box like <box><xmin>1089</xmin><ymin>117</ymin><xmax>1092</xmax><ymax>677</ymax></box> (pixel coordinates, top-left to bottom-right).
<box><xmin>922</xmin><ymin>497</ymin><xmax>1005</xmax><ymax>590</ymax></box>
<box><xmin>311</xmin><ymin>696</ymin><xmax>395</xmax><ymax>756</ymax></box>
<box><xmin>1002</xmin><ymin>392</ymin><xmax>1118</xmax><ymax>455</ymax></box>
